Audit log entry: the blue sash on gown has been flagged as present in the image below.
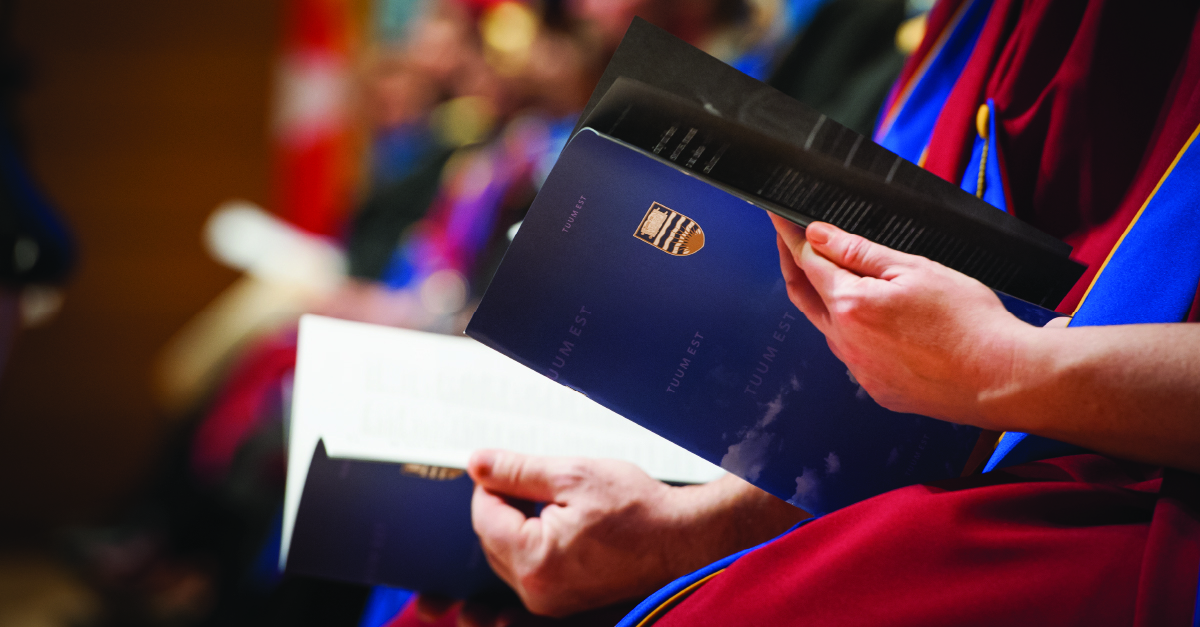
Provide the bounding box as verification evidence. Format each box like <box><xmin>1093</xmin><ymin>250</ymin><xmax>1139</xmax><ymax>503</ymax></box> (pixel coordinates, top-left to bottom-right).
<box><xmin>984</xmin><ymin>123</ymin><xmax>1200</xmax><ymax>472</ymax></box>
<box><xmin>875</xmin><ymin>0</ymin><xmax>992</xmax><ymax>163</ymax></box>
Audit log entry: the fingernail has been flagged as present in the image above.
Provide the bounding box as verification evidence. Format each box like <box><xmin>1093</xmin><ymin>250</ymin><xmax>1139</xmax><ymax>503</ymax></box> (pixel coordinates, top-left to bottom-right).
<box><xmin>806</xmin><ymin>223</ymin><xmax>830</xmax><ymax>245</ymax></box>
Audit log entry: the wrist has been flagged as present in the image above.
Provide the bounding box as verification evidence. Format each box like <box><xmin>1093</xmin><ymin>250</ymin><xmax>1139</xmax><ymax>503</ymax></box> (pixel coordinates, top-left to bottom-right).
<box><xmin>974</xmin><ymin>320</ymin><xmax>1061</xmax><ymax>433</ymax></box>
<box><xmin>655</xmin><ymin>480</ymin><xmax>736</xmax><ymax>575</ymax></box>
<box><xmin>658</xmin><ymin>476</ymin><xmax>807</xmax><ymax>574</ymax></box>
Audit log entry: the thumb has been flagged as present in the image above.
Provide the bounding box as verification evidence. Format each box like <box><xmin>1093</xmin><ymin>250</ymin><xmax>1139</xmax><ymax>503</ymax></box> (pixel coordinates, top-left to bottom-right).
<box><xmin>468</xmin><ymin>450</ymin><xmax>560</xmax><ymax>502</ymax></box>
<box><xmin>804</xmin><ymin>222</ymin><xmax>914</xmax><ymax>279</ymax></box>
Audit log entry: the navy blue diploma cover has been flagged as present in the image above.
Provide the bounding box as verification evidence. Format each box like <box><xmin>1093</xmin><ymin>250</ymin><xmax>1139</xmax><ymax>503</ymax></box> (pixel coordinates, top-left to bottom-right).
<box><xmin>468</xmin><ymin>130</ymin><xmax>1057</xmax><ymax>514</ymax></box>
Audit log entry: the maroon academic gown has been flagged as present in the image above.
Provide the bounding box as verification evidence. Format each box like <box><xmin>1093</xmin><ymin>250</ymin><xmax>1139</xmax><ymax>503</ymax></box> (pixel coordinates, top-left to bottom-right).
<box><xmin>652</xmin><ymin>2</ymin><xmax>1200</xmax><ymax>625</ymax></box>
<box><xmin>388</xmin><ymin>3</ymin><xmax>1200</xmax><ymax>626</ymax></box>
<box><xmin>918</xmin><ymin>0</ymin><xmax>1200</xmax><ymax>318</ymax></box>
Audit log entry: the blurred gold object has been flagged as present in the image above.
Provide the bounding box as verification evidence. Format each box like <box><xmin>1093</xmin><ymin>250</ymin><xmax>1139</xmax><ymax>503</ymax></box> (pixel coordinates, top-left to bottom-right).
<box><xmin>401</xmin><ymin>464</ymin><xmax>466</xmax><ymax>481</ymax></box>
<box><xmin>975</xmin><ymin>103</ymin><xmax>990</xmax><ymax>198</ymax></box>
<box><xmin>480</xmin><ymin>1</ymin><xmax>538</xmax><ymax>76</ymax></box>
<box><xmin>976</xmin><ymin>102</ymin><xmax>990</xmax><ymax>139</ymax></box>
<box><xmin>895</xmin><ymin>13</ymin><xmax>928</xmax><ymax>55</ymax></box>
<box><xmin>431</xmin><ymin>96</ymin><xmax>497</xmax><ymax>147</ymax></box>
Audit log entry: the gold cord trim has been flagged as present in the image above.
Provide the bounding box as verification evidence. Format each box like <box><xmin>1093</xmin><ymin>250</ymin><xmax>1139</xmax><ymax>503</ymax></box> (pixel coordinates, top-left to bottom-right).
<box><xmin>634</xmin><ymin>570</ymin><xmax>725</xmax><ymax>627</ymax></box>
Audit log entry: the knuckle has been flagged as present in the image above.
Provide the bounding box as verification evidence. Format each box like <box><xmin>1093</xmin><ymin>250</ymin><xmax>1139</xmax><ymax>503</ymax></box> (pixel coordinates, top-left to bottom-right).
<box><xmin>552</xmin><ymin>459</ymin><xmax>589</xmax><ymax>489</ymax></box>
<box><xmin>829</xmin><ymin>287</ymin><xmax>866</xmax><ymax>320</ymax></box>
<box><xmin>830</xmin><ymin>297</ymin><xmax>857</xmax><ymax>319</ymax></box>
<box><xmin>829</xmin><ymin>284</ymin><xmax>890</xmax><ymax>325</ymax></box>
<box><xmin>841</xmin><ymin>235</ymin><xmax>872</xmax><ymax>265</ymax></box>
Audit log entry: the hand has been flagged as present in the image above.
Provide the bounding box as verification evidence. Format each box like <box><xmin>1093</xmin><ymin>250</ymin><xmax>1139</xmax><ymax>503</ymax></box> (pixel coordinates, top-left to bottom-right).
<box><xmin>467</xmin><ymin>450</ymin><xmax>805</xmax><ymax>617</ymax></box>
<box><xmin>467</xmin><ymin>451</ymin><xmax>679</xmax><ymax>617</ymax></box>
<box><xmin>771</xmin><ymin>216</ymin><xmax>1035</xmax><ymax>428</ymax></box>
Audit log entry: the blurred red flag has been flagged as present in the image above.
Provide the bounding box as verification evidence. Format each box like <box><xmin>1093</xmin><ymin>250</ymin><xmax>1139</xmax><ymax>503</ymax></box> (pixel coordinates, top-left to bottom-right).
<box><xmin>273</xmin><ymin>0</ymin><xmax>357</xmax><ymax>236</ymax></box>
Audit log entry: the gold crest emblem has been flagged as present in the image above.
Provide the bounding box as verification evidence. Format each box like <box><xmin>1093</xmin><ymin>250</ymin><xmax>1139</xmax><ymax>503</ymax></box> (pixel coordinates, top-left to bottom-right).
<box><xmin>633</xmin><ymin>202</ymin><xmax>705</xmax><ymax>256</ymax></box>
<box><xmin>401</xmin><ymin>464</ymin><xmax>465</xmax><ymax>481</ymax></box>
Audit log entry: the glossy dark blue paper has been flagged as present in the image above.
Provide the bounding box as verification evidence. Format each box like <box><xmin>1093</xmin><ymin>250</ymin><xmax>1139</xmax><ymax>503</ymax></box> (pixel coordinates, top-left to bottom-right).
<box><xmin>468</xmin><ymin>130</ymin><xmax>1039</xmax><ymax>514</ymax></box>
<box><xmin>287</xmin><ymin>441</ymin><xmax>501</xmax><ymax>597</ymax></box>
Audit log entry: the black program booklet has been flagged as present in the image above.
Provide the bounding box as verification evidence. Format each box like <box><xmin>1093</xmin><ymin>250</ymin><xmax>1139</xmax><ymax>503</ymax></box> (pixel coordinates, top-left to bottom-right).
<box><xmin>574</xmin><ymin>18</ymin><xmax>1085</xmax><ymax>308</ymax></box>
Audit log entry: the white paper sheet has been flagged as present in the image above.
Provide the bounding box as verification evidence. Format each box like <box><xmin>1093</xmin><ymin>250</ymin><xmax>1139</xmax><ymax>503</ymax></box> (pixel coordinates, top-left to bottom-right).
<box><xmin>281</xmin><ymin>315</ymin><xmax>724</xmax><ymax>568</ymax></box>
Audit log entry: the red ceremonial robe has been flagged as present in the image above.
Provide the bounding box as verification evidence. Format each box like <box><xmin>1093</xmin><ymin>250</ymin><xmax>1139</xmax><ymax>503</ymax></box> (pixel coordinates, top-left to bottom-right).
<box><xmin>920</xmin><ymin>0</ymin><xmax>1200</xmax><ymax>314</ymax></box>
<box><xmin>648</xmin><ymin>2</ymin><xmax>1200</xmax><ymax>625</ymax></box>
<box><xmin>653</xmin><ymin>458</ymin><xmax>1199</xmax><ymax>627</ymax></box>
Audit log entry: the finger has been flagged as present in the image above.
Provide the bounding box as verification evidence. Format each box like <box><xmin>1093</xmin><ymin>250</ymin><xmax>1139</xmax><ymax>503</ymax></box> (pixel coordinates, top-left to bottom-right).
<box><xmin>776</xmin><ymin>234</ymin><xmax>829</xmax><ymax>330</ymax></box>
<box><xmin>468</xmin><ymin>450</ymin><xmax>560</xmax><ymax>502</ymax></box>
<box><xmin>770</xmin><ymin>214</ymin><xmax>834</xmax><ymax>330</ymax></box>
<box><xmin>797</xmin><ymin>237</ymin><xmax>864</xmax><ymax>303</ymax></box>
<box><xmin>472</xmin><ymin>484</ymin><xmax>541</xmax><ymax>549</ymax></box>
<box><xmin>805</xmin><ymin>222</ymin><xmax>914</xmax><ymax>279</ymax></box>
<box><xmin>769</xmin><ymin>212</ymin><xmax>806</xmax><ymax>252</ymax></box>
<box><xmin>471</xmin><ymin>484</ymin><xmax>540</xmax><ymax>581</ymax></box>
<box><xmin>415</xmin><ymin>594</ymin><xmax>459</xmax><ymax>623</ymax></box>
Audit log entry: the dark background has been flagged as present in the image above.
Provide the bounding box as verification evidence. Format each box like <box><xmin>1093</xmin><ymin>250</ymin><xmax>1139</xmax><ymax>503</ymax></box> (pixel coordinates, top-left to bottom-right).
<box><xmin>0</xmin><ymin>0</ymin><xmax>277</xmax><ymax>539</ymax></box>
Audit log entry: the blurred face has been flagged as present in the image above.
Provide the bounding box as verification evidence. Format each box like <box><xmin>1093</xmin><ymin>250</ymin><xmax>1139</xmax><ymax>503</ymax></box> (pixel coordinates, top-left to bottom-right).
<box><xmin>405</xmin><ymin>4</ymin><xmax>514</xmax><ymax>120</ymax></box>
<box><xmin>565</xmin><ymin>0</ymin><xmax>730</xmax><ymax>48</ymax></box>
<box><xmin>405</xmin><ymin>14</ymin><xmax>475</xmax><ymax>85</ymax></box>
<box><xmin>520</xmin><ymin>29</ymin><xmax>595</xmax><ymax>115</ymax></box>
<box><xmin>368</xmin><ymin>54</ymin><xmax>439</xmax><ymax>128</ymax></box>
<box><xmin>452</xmin><ymin>53</ymin><xmax>508</xmax><ymax>116</ymax></box>
<box><xmin>566</xmin><ymin>0</ymin><xmax>659</xmax><ymax>48</ymax></box>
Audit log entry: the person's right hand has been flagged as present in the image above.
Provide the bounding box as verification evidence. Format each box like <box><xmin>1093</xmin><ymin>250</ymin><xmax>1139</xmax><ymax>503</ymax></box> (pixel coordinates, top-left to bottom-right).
<box><xmin>465</xmin><ymin>450</ymin><xmax>806</xmax><ymax>618</ymax></box>
<box><xmin>771</xmin><ymin>216</ymin><xmax>1033</xmax><ymax>428</ymax></box>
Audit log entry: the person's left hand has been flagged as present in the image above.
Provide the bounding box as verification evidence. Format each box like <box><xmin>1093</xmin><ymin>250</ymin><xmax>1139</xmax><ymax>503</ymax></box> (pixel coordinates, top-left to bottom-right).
<box><xmin>771</xmin><ymin>215</ymin><xmax>1037</xmax><ymax>428</ymax></box>
<box><xmin>465</xmin><ymin>450</ymin><xmax>804</xmax><ymax>618</ymax></box>
<box><xmin>465</xmin><ymin>450</ymin><xmax>683</xmax><ymax>617</ymax></box>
